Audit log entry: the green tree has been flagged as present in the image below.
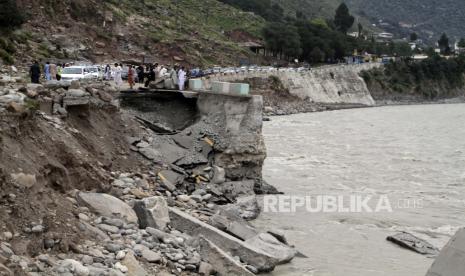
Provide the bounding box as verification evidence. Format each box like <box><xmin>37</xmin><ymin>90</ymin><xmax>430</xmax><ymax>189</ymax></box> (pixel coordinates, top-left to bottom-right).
<box><xmin>0</xmin><ymin>0</ymin><xmax>24</xmax><ymax>29</ymax></box>
<box><xmin>410</xmin><ymin>33</ymin><xmax>418</xmax><ymax>42</ymax></box>
<box><xmin>334</xmin><ymin>3</ymin><xmax>354</xmax><ymax>34</ymax></box>
<box><xmin>310</xmin><ymin>47</ymin><xmax>324</xmax><ymax>63</ymax></box>
<box><xmin>458</xmin><ymin>38</ymin><xmax>465</xmax><ymax>48</ymax></box>
<box><xmin>438</xmin><ymin>33</ymin><xmax>451</xmax><ymax>55</ymax></box>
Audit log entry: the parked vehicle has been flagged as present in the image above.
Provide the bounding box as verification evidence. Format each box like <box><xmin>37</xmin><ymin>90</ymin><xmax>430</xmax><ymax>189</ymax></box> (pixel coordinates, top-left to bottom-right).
<box><xmin>60</xmin><ymin>66</ymin><xmax>95</xmax><ymax>81</ymax></box>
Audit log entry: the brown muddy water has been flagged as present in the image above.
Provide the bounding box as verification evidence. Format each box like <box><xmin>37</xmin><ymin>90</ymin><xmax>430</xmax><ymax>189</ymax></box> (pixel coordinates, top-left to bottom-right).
<box><xmin>254</xmin><ymin>104</ymin><xmax>465</xmax><ymax>276</ymax></box>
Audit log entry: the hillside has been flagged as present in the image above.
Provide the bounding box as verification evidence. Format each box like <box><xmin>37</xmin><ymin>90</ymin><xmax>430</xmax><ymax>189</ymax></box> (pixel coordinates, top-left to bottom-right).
<box><xmin>273</xmin><ymin>0</ymin><xmax>465</xmax><ymax>44</ymax></box>
<box><xmin>346</xmin><ymin>0</ymin><xmax>465</xmax><ymax>43</ymax></box>
<box><xmin>1</xmin><ymin>0</ymin><xmax>266</xmax><ymax>66</ymax></box>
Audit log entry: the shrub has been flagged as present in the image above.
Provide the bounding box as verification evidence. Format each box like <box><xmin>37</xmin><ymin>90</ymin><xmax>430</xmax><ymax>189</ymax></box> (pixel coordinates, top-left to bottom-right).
<box><xmin>0</xmin><ymin>49</ymin><xmax>14</xmax><ymax>64</ymax></box>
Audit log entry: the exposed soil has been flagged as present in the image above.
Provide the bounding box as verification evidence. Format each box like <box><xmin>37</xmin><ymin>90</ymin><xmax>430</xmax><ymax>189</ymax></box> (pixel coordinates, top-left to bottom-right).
<box><xmin>0</xmin><ymin>105</ymin><xmax>153</xmax><ymax>260</ymax></box>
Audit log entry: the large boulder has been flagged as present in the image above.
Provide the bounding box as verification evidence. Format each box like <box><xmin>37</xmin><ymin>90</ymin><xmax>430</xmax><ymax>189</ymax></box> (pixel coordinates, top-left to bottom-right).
<box><xmin>133</xmin><ymin>196</ymin><xmax>170</xmax><ymax>231</ymax></box>
<box><xmin>245</xmin><ymin>233</ymin><xmax>297</xmax><ymax>265</ymax></box>
<box><xmin>169</xmin><ymin>207</ymin><xmax>278</xmax><ymax>272</ymax></box>
<box><xmin>77</xmin><ymin>192</ymin><xmax>138</xmax><ymax>224</ymax></box>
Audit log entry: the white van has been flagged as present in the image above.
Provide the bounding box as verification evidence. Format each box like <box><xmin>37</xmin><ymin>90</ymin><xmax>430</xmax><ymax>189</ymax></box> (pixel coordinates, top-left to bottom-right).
<box><xmin>61</xmin><ymin>66</ymin><xmax>96</xmax><ymax>81</ymax></box>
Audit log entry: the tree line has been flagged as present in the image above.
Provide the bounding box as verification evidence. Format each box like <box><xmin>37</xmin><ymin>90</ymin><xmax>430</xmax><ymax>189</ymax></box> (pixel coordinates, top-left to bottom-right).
<box><xmin>219</xmin><ymin>0</ymin><xmax>413</xmax><ymax>63</ymax></box>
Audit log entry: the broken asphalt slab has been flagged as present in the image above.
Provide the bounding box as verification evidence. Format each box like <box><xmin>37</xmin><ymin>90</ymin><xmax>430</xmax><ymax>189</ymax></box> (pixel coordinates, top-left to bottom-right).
<box><xmin>387</xmin><ymin>232</ymin><xmax>439</xmax><ymax>255</ymax></box>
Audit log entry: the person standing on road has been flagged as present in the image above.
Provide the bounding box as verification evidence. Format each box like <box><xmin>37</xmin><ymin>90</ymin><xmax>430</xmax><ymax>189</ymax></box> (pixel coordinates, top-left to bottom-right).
<box><xmin>44</xmin><ymin>62</ymin><xmax>51</xmax><ymax>81</ymax></box>
<box><xmin>137</xmin><ymin>64</ymin><xmax>145</xmax><ymax>84</ymax></box>
<box><xmin>170</xmin><ymin>65</ymin><xmax>179</xmax><ymax>89</ymax></box>
<box><xmin>104</xmin><ymin>64</ymin><xmax>112</xmax><ymax>80</ymax></box>
<box><xmin>57</xmin><ymin>64</ymin><xmax>62</xmax><ymax>80</ymax></box>
<box><xmin>114</xmin><ymin>63</ymin><xmax>123</xmax><ymax>87</ymax></box>
<box><xmin>30</xmin><ymin>61</ymin><xmax>41</xmax><ymax>83</ymax></box>
<box><xmin>50</xmin><ymin>63</ymin><xmax>57</xmax><ymax>80</ymax></box>
<box><xmin>128</xmin><ymin>65</ymin><xmax>135</xmax><ymax>89</ymax></box>
<box><xmin>178</xmin><ymin>66</ymin><xmax>186</xmax><ymax>91</ymax></box>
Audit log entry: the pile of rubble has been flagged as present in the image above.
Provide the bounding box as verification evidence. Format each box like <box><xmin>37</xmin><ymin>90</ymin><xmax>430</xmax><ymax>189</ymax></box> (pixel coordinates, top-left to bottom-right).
<box><xmin>0</xmin><ymin>77</ymin><xmax>296</xmax><ymax>276</ymax></box>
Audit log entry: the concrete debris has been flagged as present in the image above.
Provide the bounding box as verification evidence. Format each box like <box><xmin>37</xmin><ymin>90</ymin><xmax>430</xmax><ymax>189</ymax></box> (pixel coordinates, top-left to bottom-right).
<box><xmin>133</xmin><ymin>196</ymin><xmax>170</xmax><ymax>230</ymax></box>
<box><xmin>198</xmin><ymin>236</ymin><xmax>255</xmax><ymax>276</ymax></box>
<box><xmin>169</xmin><ymin>207</ymin><xmax>279</xmax><ymax>272</ymax></box>
<box><xmin>387</xmin><ymin>232</ymin><xmax>439</xmax><ymax>255</ymax></box>
<box><xmin>426</xmin><ymin>228</ymin><xmax>465</xmax><ymax>276</ymax></box>
<box><xmin>76</xmin><ymin>192</ymin><xmax>138</xmax><ymax>224</ymax></box>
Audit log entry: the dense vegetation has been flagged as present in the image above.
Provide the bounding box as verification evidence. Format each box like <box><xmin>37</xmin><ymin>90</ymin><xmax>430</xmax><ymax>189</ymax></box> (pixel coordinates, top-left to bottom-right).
<box><xmin>361</xmin><ymin>55</ymin><xmax>465</xmax><ymax>99</ymax></box>
<box><xmin>220</xmin><ymin>0</ymin><xmax>412</xmax><ymax>63</ymax></box>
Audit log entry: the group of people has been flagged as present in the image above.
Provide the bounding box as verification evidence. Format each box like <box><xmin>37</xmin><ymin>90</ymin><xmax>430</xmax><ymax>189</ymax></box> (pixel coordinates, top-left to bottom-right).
<box><xmin>30</xmin><ymin>60</ymin><xmax>190</xmax><ymax>91</ymax></box>
<box><xmin>103</xmin><ymin>63</ymin><xmax>188</xmax><ymax>90</ymax></box>
<box><xmin>29</xmin><ymin>61</ymin><xmax>65</xmax><ymax>83</ymax></box>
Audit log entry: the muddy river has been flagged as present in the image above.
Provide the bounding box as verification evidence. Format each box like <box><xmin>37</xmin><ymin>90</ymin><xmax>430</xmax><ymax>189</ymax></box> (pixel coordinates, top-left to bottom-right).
<box><xmin>253</xmin><ymin>104</ymin><xmax>465</xmax><ymax>276</ymax></box>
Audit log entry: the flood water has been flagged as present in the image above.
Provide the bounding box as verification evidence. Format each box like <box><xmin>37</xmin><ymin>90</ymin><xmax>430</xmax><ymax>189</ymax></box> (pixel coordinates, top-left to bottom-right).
<box><xmin>253</xmin><ymin>104</ymin><xmax>465</xmax><ymax>276</ymax></box>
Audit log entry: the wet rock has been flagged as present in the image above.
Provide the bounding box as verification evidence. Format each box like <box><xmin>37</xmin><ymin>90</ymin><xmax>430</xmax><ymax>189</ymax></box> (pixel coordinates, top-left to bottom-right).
<box><xmin>387</xmin><ymin>232</ymin><xmax>439</xmax><ymax>255</ymax></box>
<box><xmin>133</xmin><ymin>196</ymin><xmax>170</xmax><ymax>231</ymax></box>
<box><xmin>245</xmin><ymin>233</ymin><xmax>297</xmax><ymax>264</ymax></box>
<box><xmin>199</xmin><ymin>236</ymin><xmax>254</xmax><ymax>276</ymax></box>
<box><xmin>169</xmin><ymin>207</ymin><xmax>278</xmax><ymax>272</ymax></box>
<box><xmin>76</xmin><ymin>192</ymin><xmax>138</xmax><ymax>224</ymax></box>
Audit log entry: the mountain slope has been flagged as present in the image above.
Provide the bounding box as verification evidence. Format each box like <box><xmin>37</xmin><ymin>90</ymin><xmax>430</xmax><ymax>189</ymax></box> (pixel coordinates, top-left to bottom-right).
<box><xmin>346</xmin><ymin>0</ymin><xmax>465</xmax><ymax>42</ymax></box>
<box><xmin>4</xmin><ymin>0</ymin><xmax>265</xmax><ymax>66</ymax></box>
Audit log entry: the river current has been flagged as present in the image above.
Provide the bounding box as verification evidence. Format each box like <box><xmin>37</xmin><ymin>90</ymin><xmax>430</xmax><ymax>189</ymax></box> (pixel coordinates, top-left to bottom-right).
<box><xmin>253</xmin><ymin>104</ymin><xmax>465</xmax><ymax>276</ymax></box>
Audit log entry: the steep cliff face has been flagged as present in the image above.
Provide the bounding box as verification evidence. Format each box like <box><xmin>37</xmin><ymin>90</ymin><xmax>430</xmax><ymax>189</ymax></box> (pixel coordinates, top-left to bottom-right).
<box><xmin>207</xmin><ymin>63</ymin><xmax>380</xmax><ymax>106</ymax></box>
<box><xmin>197</xmin><ymin>93</ymin><xmax>266</xmax><ymax>185</ymax></box>
<box><xmin>120</xmin><ymin>91</ymin><xmax>267</xmax><ymax>191</ymax></box>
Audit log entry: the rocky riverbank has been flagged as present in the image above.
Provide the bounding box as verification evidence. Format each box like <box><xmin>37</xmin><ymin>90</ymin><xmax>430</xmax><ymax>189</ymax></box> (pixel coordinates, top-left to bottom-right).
<box><xmin>0</xmin><ymin>77</ymin><xmax>296</xmax><ymax>275</ymax></box>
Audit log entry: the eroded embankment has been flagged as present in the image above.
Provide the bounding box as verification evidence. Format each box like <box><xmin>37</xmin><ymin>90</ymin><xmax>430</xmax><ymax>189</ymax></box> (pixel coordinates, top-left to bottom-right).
<box><xmin>203</xmin><ymin>64</ymin><xmax>380</xmax><ymax>115</ymax></box>
<box><xmin>0</xmin><ymin>80</ymin><xmax>294</xmax><ymax>276</ymax></box>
